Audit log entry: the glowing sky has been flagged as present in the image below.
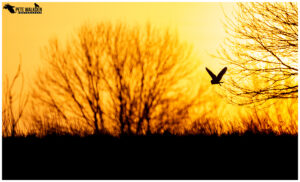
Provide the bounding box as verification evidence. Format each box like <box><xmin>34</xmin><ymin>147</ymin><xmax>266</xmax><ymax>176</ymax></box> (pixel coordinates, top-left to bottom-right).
<box><xmin>3</xmin><ymin>2</ymin><xmax>235</xmax><ymax>88</ymax></box>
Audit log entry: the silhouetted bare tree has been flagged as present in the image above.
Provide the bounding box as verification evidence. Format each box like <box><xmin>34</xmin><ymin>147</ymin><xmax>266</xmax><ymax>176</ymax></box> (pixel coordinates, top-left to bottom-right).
<box><xmin>218</xmin><ymin>2</ymin><xmax>298</xmax><ymax>105</ymax></box>
<box><xmin>34</xmin><ymin>22</ymin><xmax>199</xmax><ymax>135</ymax></box>
<box><xmin>34</xmin><ymin>33</ymin><xmax>106</xmax><ymax>135</ymax></box>
<box><xmin>2</xmin><ymin>63</ymin><xmax>29</xmax><ymax>137</ymax></box>
<box><xmin>101</xmin><ymin>23</ymin><xmax>198</xmax><ymax>135</ymax></box>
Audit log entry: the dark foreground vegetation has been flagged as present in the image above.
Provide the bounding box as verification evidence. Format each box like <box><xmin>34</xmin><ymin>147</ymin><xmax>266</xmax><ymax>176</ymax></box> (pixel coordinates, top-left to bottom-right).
<box><xmin>2</xmin><ymin>133</ymin><xmax>297</xmax><ymax>180</ymax></box>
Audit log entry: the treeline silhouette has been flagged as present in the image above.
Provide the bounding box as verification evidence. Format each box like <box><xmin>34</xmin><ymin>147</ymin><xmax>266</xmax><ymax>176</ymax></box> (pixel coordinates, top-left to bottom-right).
<box><xmin>2</xmin><ymin>22</ymin><xmax>298</xmax><ymax>137</ymax></box>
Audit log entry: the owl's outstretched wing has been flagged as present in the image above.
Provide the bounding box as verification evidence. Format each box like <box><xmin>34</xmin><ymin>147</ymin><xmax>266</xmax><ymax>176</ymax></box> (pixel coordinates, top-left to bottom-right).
<box><xmin>217</xmin><ymin>67</ymin><xmax>227</xmax><ymax>81</ymax></box>
<box><xmin>206</xmin><ymin>67</ymin><xmax>217</xmax><ymax>80</ymax></box>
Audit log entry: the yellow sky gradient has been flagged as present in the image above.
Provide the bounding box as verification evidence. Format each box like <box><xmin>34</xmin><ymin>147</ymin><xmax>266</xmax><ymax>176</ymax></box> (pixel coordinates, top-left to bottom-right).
<box><xmin>3</xmin><ymin>2</ymin><xmax>235</xmax><ymax>88</ymax></box>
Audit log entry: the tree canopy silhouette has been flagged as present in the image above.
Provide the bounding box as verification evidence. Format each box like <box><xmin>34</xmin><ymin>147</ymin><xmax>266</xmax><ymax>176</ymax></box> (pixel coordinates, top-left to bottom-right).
<box><xmin>218</xmin><ymin>2</ymin><xmax>298</xmax><ymax>105</ymax></box>
<box><xmin>34</xmin><ymin>22</ymin><xmax>199</xmax><ymax>135</ymax></box>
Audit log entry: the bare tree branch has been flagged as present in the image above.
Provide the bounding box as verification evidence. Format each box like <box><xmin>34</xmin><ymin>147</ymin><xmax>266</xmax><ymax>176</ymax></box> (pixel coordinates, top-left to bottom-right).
<box><xmin>217</xmin><ymin>2</ymin><xmax>298</xmax><ymax>105</ymax></box>
<box><xmin>2</xmin><ymin>61</ymin><xmax>29</xmax><ymax>137</ymax></box>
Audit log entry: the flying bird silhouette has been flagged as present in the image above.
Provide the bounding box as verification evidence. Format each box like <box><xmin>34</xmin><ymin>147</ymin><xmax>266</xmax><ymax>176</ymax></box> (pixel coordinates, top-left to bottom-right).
<box><xmin>34</xmin><ymin>3</ymin><xmax>40</xmax><ymax>8</ymax></box>
<box><xmin>3</xmin><ymin>4</ymin><xmax>15</xmax><ymax>13</ymax></box>
<box><xmin>205</xmin><ymin>67</ymin><xmax>227</xmax><ymax>85</ymax></box>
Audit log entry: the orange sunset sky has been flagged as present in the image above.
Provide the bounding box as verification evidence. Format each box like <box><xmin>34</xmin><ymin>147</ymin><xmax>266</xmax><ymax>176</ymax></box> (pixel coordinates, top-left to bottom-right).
<box><xmin>2</xmin><ymin>2</ymin><xmax>298</xmax><ymax>136</ymax></box>
<box><xmin>3</xmin><ymin>2</ymin><xmax>235</xmax><ymax>88</ymax></box>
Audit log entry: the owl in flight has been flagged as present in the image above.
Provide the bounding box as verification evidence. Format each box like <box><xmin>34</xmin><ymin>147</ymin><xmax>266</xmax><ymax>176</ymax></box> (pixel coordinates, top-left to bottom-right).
<box><xmin>205</xmin><ymin>67</ymin><xmax>227</xmax><ymax>85</ymax></box>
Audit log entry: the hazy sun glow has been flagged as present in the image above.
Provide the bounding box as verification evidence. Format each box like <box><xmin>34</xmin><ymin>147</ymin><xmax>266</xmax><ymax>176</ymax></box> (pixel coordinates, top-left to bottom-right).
<box><xmin>3</xmin><ymin>2</ymin><xmax>234</xmax><ymax>82</ymax></box>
